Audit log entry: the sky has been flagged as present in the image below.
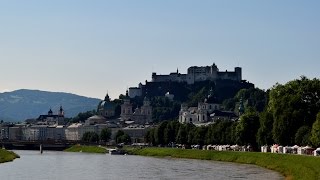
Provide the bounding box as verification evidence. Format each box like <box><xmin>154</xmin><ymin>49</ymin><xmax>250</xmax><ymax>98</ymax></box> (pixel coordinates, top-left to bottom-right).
<box><xmin>0</xmin><ymin>0</ymin><xmax>319</xmax><ymax>99</ymax></box>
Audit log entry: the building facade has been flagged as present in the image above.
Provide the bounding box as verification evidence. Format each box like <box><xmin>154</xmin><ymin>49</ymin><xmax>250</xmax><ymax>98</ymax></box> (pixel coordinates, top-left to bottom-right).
<box><xmin>179</xmin><ymin>88</ymin><xmax>220</xmax><ymax>124</ymax></box>
<box><xmin>37</xmin><ymin>106</ymin><xmax>65</xmax><ymax>125</ymax></box>
<box><xmin>121</xmin><ymin>91</ymin><xmax>153</xmax><ymax>124</ymax></box>
<box><xmin>97</xmin><ymin>94</ymin><xmax>116</xmax><ymax>118</ymax></box>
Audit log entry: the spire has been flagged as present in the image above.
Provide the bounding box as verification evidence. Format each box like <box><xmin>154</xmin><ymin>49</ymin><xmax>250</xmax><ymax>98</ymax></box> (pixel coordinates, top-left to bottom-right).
<box><xmin>48</xmin><ymin>108</ymin><xmax>53</xmax><ymax>116</ymax></box>
<box><xmin>177</xmin><ymin>68</ymin><xmax>179</xmax><ymax>74</ymax></box>
<box><xmin>104</xmin><ymin>93</ymin><xmax>110</xmax><ymax>101</ymax></box>
<box><xmin>59</xmin><ymin>105</ymin><xmax>64</xmax><ymax>116</ymax></box>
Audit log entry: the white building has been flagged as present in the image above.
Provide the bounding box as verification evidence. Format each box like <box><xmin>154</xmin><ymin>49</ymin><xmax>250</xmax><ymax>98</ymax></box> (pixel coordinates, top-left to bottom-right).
<box><xmin>65</xmin><ymin>123</ymin><xmax>110</xmax><ymax>141</ymax></box>
<box><xmin>121</xmin><ymin>91</ymin><xmax>153</xmax><ymax>124</ymax></box>
<box><xmin>179</xmin><ymin>88</ymin><xmax>220</xmax><ymax>124</ymax></box>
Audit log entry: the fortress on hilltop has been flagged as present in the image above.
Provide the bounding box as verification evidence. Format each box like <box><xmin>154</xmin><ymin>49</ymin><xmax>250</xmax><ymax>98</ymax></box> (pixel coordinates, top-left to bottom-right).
<box><xmin>151</xmin><ymin>63</ymin><xmax>242</xmax><ymax>84</ymax></box>
<box><xmin>128</xmin><ymin>63</ymin><xmax>247</xmax><ymax>99</ymax></box>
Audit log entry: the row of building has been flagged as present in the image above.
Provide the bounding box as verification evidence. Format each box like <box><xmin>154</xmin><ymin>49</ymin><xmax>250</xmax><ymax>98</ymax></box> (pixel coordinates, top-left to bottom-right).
<box><xmin>0</xmin><ymin>94</ymin><xmax>153</xmax><ymax>143</ymax></box>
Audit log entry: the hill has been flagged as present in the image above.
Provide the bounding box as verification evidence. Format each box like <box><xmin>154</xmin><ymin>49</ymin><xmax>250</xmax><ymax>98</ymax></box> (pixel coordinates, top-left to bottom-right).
<box><xmin>0</xmin><ymin>89</ymin><xmax>101</xmax><ymax>122</ymax></box>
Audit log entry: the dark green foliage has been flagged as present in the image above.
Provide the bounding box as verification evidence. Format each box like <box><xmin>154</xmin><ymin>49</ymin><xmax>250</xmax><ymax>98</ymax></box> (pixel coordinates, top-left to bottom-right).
<box><xmin>294</xmin><ymin>126</ymin><xmax>311</xmax><ymax>146</ymax></box>
<box><xmin>100</xmin><ymin>128</ymin><xmax>112</xmax><ymax>142</ymax></box>
<box><xmin>82</xmin><ymin>132</ymin><xmax>99</xmax><ymax>142</ymax></box>
<box><xmin>140</xmin><ymin>80</ymin><xmax>253</xmax><ymax>122</ymax></box>
<box><xmin>150</xmin><ymin>97</ymin><xmax>181</xmax><ymax>122</ymax></box>
<box><xmin>71</xmin><ymin>110</ymin><xmax>96</xmax><ymax>123</ymax></box>
<box><xmin>270</xmin><ymin>77</ymin><xmax>320</xmax><ymax>145</ymax></box>
<box><xmin>310</xmin><ymin>112</ymin><xmax>320</xmax><ymax>147</ymax></box>
<box><xmin>205</xmin><ymin>120</ymin><xmax>236</xmax><ymax>145</ymax></box>
<box><xmin>115</xmin><ymin>130</ymin><xmax>131</xmax><ymax>144</ymax></box>
<box><xmin>235</xmin><ymin>110</ymin><xmax>260</xmax><ymax>148</ymax></box>
<box><xmin>257</xmin><ymin>111</ymin><xmax>274</xmax><ymax>146</ymax></box>
<box><xmin>146</xmin><ymin>120</ymin><xmax>237</xmax><ymax>146</ymax></box>
<box><xmin>175</xmin><ymin>124</ymin><xmax>188</xmax><ymax>144</ymax></box>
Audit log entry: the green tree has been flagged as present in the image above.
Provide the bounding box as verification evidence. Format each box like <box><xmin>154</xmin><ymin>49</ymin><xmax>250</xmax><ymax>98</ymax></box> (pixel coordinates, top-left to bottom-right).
<box><xmin>257</xmin><ymin>111</ymin><xmax>274</xmax><ymax>146</ymax></box>
<box><xmin>176</xmin><ymin>125</ymin><xmax>187</xmax><ymax>144</ymax></box>
<box><xmin>310</xmin><ymin>112</ymin><xmax>320</xmax><ymax>147</ymax></box>
<box><xmin>295</xmin><ymin>126</ymin><xmax>311</xmax><ymax>146</ymax></box>
<box><xmin>115</xmin><ymin>130</ymin><xmax>131</xmax><ymax>144</ymax></box>
<box><xmin>154</xmin><ymin>121</ymin><xmax>168</xmax><ymax>145</ymax></box>
<box><xmin>236</xmin><ymin>109</ymin><xmax>260</xmax><ymax>148</ymax></box>
<box><xmin>100</xmin><ymin>128</ymin><xmax>112</xmax><ymax>142</ymax></box>
<box><xmin>71</xmin><ymin>110</ymin><xmax>96</xmax><ymax>123</ymax></box>
<box><xmin>270</xmin><ymin>77</ymin><xmax>320</xmax><ymax>145</ymax></box>
<box><xmin>82</xmin><ymin>132</ymin><xmax>99</xmax><ymax>143</ymax></box>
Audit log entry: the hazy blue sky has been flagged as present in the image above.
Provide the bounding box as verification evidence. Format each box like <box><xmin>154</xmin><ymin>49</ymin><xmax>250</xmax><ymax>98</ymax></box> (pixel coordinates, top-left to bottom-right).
<box><xmin>0</xmin><ymin>0</ymin><xmax>319</xmax><ymax>99</ymax></box>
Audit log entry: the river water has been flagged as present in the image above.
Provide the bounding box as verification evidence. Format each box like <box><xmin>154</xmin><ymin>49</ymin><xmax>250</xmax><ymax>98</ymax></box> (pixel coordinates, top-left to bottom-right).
<box><xmin>0</xmin><ymin>150</ymin><xmax>283</xmax><ymax>180</ymax></box>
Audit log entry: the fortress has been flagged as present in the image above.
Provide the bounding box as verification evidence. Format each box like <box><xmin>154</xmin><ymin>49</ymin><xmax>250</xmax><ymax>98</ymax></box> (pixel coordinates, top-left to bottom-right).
<box><xmin>151</xmin><ymin>63</ymin><xmax>242</xmax><ymax>84</ymax></box>
<box><xmin>129</xmin><ymin>63</ymin><xmax>244</xmax><ymax>98</ymax></box>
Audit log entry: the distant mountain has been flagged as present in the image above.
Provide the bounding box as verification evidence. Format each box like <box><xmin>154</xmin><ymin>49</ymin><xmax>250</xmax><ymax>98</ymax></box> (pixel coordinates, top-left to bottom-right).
<box><xmin>0</xmin><ymin>89</ymin><xmax>101</xmax><ymax>122</ymax></box>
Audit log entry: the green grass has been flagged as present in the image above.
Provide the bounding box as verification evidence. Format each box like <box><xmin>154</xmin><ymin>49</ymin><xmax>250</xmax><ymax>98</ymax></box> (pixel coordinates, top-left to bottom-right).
<box><xmin>64</xmin><ymin>145</ymin><xmax>107</xmax><ymax>154</ymax></box>
<box><xmin>126</xmin><ymin>147</ymin><xmax>320</xmax><ymax>180</ymax></box>
<box><xmin>0</xmin><ymin>149</ymin><xmax>20</xmax><ymax>163</ymax></box>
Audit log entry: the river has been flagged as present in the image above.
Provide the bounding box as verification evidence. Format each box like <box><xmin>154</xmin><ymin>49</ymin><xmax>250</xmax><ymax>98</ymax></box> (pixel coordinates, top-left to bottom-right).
<box><xmin>0</xmin><ymin>150</ymin><xmax>283</xmax><ymax>180</ymax></box>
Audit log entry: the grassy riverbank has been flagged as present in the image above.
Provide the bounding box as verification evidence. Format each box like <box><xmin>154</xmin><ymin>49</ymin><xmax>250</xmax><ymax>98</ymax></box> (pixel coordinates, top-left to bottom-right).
<box><xmin>0</xmin><ymin>149</ymin><xmax>20</xmax><ymax>163</ymax></box>
<box><xmin>64</xmin><ymin>145</ymin><xmax>107</xmax><ymax>154</ymax></box>
<box><xmin>126</xmin><ymin>147</ymin><xmax>320</xmax><ymax>180</ymax></box>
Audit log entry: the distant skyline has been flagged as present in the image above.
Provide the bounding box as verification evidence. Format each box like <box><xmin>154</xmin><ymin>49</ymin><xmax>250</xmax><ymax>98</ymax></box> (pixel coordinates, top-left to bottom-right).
<box><xmin>1</xmin><ymin>1</ymin><xmax>319</xmax><ymax>99</ymax></box>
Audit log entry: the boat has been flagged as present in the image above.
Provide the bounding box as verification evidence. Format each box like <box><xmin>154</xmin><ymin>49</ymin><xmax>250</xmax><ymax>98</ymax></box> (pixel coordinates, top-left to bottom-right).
<box><xmin>108</xmin><ymin>149</ymin><xmax>125</xmax><ymax>155</ymax></box>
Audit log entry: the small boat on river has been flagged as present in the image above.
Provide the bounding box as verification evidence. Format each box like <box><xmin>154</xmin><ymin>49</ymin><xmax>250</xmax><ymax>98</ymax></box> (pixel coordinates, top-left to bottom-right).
<box><xmin>108</xmin><ymin>149</ymin><xmax>125</xmax><ymax>155</ymax></box>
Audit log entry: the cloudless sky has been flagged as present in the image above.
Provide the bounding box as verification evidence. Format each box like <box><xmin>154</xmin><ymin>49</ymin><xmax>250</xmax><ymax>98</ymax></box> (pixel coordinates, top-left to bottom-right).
<box><xmin>0</xmin><ymin>0</ymin><xmax>319</xmax><ymax>99</ymax></box>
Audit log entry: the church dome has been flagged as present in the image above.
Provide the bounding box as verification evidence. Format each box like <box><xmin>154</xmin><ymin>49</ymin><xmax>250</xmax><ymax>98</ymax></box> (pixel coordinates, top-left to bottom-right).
<box><xmin>98</xmin><ymin>93</ymin><xmax>115</xmax><ymax>111</ymax></box>
<box><xmin>100</xmin><ymin>101</ymin><xmax>114</xmax><ymax>110</ymax></box>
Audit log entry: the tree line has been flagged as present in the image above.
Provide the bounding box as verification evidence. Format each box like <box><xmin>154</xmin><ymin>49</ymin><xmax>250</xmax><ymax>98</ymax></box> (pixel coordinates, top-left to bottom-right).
<box><xmin>81</xmin><ymin>128</ymin><xmax>131</xmax><ymax>144</ymax></box>
<box><xmin>145</xmin><ymin>77</ymin><xmax>320</xmax><ymax>149</ymax></box>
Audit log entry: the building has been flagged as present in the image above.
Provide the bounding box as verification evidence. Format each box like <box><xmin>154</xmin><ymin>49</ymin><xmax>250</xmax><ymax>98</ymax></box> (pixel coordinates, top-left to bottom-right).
<box><xmin>37</xmin><ymin>106</ymin><xmax>65</xmax><ymax>125</ymax></box>
<box><xmin>65</xmin><ymin>123</ymin><xmax>110</xmax><ymax>141</ymax></box>
<box><xmin>129</xmin><ymin>83</ymin><xmax>143</xmax><ymax>98</ymax></box>
<box><xmin>152</xmin><ymin>63</ymin><xmax>242</xmax><ymax>84</ymax></box>
<box><xmin>121</xmin><ymin>91</ymin><xmax>153</xmax><ymax>124</ymax></box>
<box><xmin>179</xmin><ymin>88</ymin><xmax>220</xmax><ymax>124</ymax></box>
<box><xmin>178</xmin><ymin>88</ymin><xmax>238</xmax><ymax>124</ymax></box>
<box><xmin>21</xmin><ymin>125</ymin><xmax>66</xmax><ymax>141</ymax></box>
<box><xmin>97</xmin><ymin>94</ymin><xmax>116</xmax><ymax>118</ymax></box>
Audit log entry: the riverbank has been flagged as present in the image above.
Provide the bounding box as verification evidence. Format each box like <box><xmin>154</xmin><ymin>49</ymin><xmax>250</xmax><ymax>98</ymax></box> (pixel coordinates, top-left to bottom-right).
<box><xmin>0</xmin><ymin>149</ymin><xmax>20</xmax><ymax>163</ymax></box>
<box><xmin>126</xmin><ymin>147</ymin><xmax>320</xmax><ymax>180</ymax></box>
<box><xmin>64</xmin><ymin>145</ymin><xmax>107</xmax><ymax>154</ymax></box>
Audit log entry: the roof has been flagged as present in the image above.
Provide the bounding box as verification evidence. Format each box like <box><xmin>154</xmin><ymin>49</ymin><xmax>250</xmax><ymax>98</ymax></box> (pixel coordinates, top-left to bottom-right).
<box><xmin>88</xmin><ymin>115</ymin><xmax>107</xmax><ymax>120</ymax></box>
<box><xmin>67</xmin><ymin>123</ymin><xmax>83</xmax><ymax>128</ymax></box>
<box><xmin>37</xmin><ymin>115</ymin><xmax>63</xmax><ymax>120</ymax></box>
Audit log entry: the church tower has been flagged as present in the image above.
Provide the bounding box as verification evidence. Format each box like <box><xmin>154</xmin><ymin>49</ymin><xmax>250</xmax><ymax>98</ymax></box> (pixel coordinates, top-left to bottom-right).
<box><xmin>48</xmin><ymin>108</ymin><xmax>53</xmax><ymax>116</ymax></box>
<box><xmin>141</xmin><ymin>96</ymin><xmax>152</xmax><ymax>123</ymax></box>
<box><xmin>59</xmin><ymin>106</ymin><xmax>64</xmax><ymax>116</ymax></box>
<box><xmin>121</xmin><ymin>90</ymin><xmax>133</xmax><ymax>121</ymax></box>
